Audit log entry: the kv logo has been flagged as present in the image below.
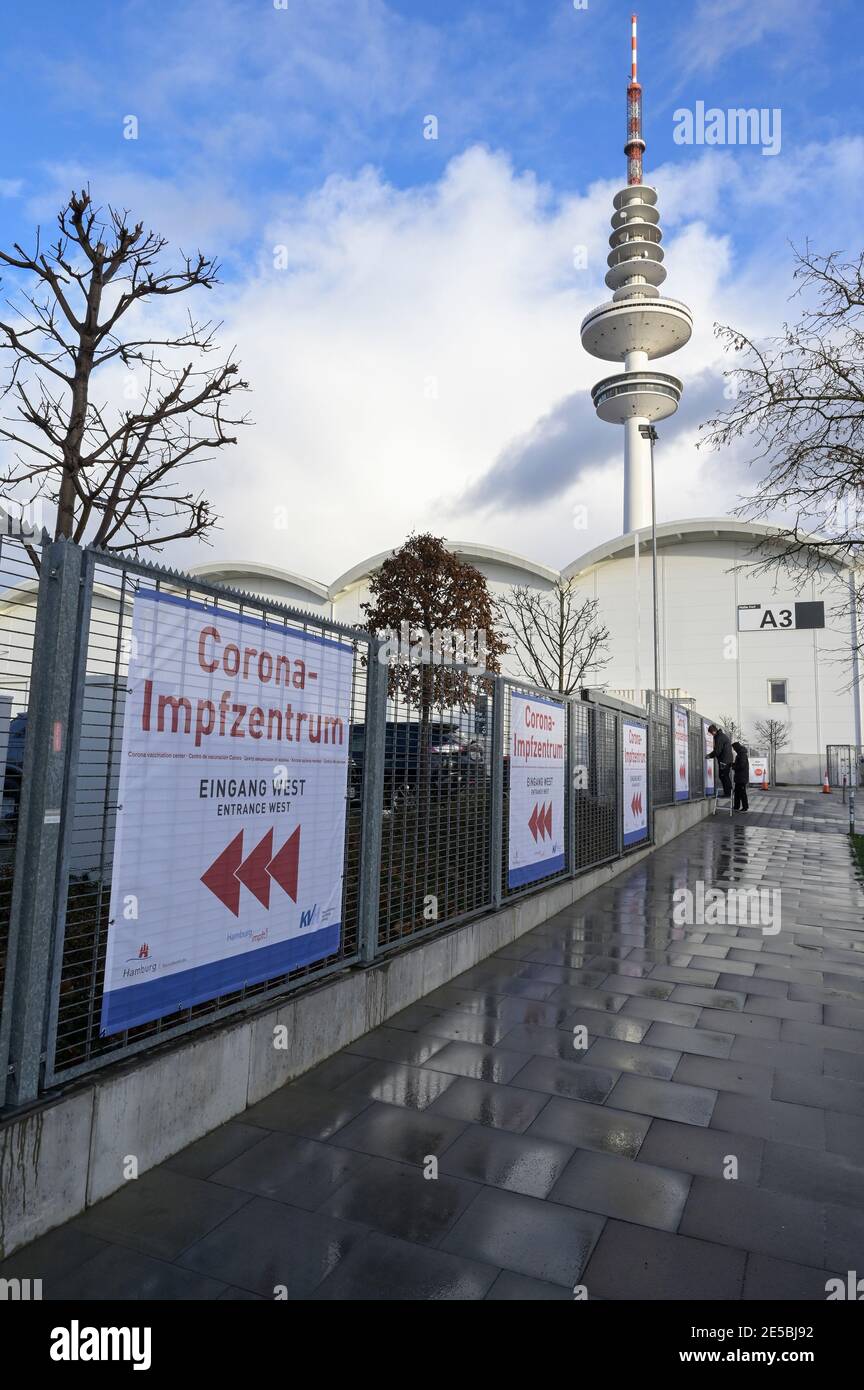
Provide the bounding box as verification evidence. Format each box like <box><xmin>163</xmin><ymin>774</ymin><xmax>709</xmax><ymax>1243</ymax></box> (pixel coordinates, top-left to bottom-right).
<box><xmin>202</xmin><ymin>827</ymin><xmax>300</xmax><ymax>915</ymax></box>
<box><xmin>299</xmin><ymin>904</ymin><xmax>318</xmax><ymax>929</ymax></box>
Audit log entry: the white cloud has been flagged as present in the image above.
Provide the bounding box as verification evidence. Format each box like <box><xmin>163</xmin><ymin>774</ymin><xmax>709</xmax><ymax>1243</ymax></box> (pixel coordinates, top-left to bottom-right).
<box><xmin>5</xmin><ymin>133</ymin><xmax>860</xmax><ymax>582</ymax></box>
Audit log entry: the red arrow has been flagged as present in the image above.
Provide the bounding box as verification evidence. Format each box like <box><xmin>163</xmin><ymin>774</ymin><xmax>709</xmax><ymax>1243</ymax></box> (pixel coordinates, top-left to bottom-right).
<box><xmin>236</xmin><ymin>828</ymin><xmax>274</xmax><ymax>909</ymax></box>
<box><xmin>528</xmin><ymin>804</ymin><xmax>539</xmax><ymax>842</ymax></box>
<box><xmin>268</xmin><ymin>825</ymin><xmax>300</xmax><ymax>902</ymax></box>
<box><xmin>543</xmin><ymin>802</ymin><xmax>552</xmax><ymax>838</ymax></box>
<box><xmin>679</xmin><ymin>763</ymin><xmax>686</xmax><ymax>780</ymax></box>
<box><xmin>201</xmin><ymin>830</ymin><xmax>244</xmax><ymax>916</ymax></box>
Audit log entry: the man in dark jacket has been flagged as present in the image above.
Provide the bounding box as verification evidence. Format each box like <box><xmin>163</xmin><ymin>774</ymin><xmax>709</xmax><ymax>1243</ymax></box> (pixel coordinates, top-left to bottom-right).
<box><xmin>706</xmin><ymin>724</ymin><xmax>734</xmax><ymax>798</ymax></box>
<box><xmin>732</xmin><ymin>742</ymin><xmax>750</xmax><ymax>811</ymax></box>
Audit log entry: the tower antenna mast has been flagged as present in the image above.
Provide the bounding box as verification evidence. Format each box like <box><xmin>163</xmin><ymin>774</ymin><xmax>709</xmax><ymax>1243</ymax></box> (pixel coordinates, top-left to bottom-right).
<box><xmin>581</xmin><ymin>14</ymin><xmax>692</xmax><ymax>534</ymax></box>
<box><xmin>626</xmin><ymin>13</ymin><xmax>645</xmax><ymax>185</ymax></box>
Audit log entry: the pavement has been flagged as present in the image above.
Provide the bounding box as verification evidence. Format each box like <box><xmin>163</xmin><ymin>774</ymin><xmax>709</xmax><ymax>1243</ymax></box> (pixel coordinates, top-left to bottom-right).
<box><xmin>3</xmin><ymin>787</ymin><xmax>864</xmax><ymax>1301</ymax></box>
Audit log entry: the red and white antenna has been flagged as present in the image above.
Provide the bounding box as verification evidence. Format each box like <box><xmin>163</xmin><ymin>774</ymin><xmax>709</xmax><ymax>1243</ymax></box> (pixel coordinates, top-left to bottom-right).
<box><xmin>625</xmin><ymin>13</ymin><xmax>645</xmax><ymax>186</ymax></box>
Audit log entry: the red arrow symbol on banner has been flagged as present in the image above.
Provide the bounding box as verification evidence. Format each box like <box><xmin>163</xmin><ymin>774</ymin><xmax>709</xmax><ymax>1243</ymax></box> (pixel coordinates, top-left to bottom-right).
<box><xmin>679</xmin><ymin>763</ymin><xmax>686</xmax><ymax>781</ymax></box>
<box><xmin>201</xmin><ymin>830</ymin><xmax>244</xmax><ymax>917</ymax></box>
<box><xmin>543</xmin><ymin>803</ymin><xmax>552</xmax><ymax>838</ymax></box>
<box><xmin>631</xmin><ymin>792</ymin><xmax>642</xmax><ymax>817</ymax></box>
<box><xmin>267</xmin><ymin>825</ymin><xmax>300</xmax><ymax>903</ymax></box>
<box><xmin>528</xmin><ymin>804</ymin><xmax>539</xmax><ymax>842</ymax></box>
<box><xmin>201</xmin><ymin>825</ymin><xmax>301</xmax><ymax>913</ymax></box>
<box><xmin>236</xmin><ymin>827</ymin><xmax>274</xmax><ymax>909</ymax></box>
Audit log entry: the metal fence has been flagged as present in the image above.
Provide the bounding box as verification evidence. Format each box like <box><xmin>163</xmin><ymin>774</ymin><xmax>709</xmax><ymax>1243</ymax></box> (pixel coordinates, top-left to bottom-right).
<box><xmin>827</xmin><ymin>745</ymin><xmax>864</xmax><ymax>789</ymax></box>
<box><xmin>0</xmin><ymin>533</ymin><xmax>717</xmax><ymax>1111</ymax></box>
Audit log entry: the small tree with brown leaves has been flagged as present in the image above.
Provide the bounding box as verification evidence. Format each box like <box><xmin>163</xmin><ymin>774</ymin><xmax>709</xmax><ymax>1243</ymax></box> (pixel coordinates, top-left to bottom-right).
<box><xmin>362</xmin><ymin>533</ymin><xmax>507</xmax><ymax>746</ymax></box>
<box><xmin>0</xmin><ymin>189</ymin><xmax>249</xmax><ymax>562</ymax></box>
<box><xmin>496</xmin><ymin>578</ymin><xmax>610</xmax><ymax>695</ymax></box>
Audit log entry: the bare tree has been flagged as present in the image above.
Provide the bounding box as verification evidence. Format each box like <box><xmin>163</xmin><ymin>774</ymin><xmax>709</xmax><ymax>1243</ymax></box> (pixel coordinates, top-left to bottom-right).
<box><xmin>754</xmin><ymin>717</ymin><xmax>791</xmax><ymax>784</ymax></box>
<box><xmin>0</xmin><ymin>188</ymin><xmax>249</xmax><ymax>563</ymax></box>
<box><xmin>717</xmin><ymin>712</ymin><xmax>747</xmax><ymax>744</ymax></box>
<box><xmin>496</xmin><ymin>578</ymin><xmax>610</xmax><ymax>695</ymax></box>
<box><xmin>700</xmin><ymin>243</ymin><xmax>863</xmax><ymax>591</ymax></box>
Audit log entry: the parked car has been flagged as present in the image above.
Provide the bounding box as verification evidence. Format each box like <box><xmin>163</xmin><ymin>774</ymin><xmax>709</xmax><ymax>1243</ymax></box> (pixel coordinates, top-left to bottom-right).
<box><xmin>348</xmin><ymin>720</ymin><xmax>486</xmax><ymax>809</ymax></box>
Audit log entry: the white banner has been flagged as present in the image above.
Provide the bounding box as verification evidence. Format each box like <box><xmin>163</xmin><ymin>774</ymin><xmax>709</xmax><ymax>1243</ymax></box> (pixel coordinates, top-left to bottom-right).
<box><xmin>703</xmin><ymin>719</ymin><xmax>715</xmax><ymax>796</ymax></box>
<box><xmin>622</xmin><ymin>719</ymin><xmax>648</xmax><ymax>846</ymax></box>
<box><xmin>507</xmin><ymin>691</ymin><xmax>566</xmax><ymax>888</ymax></box>
<box><xmin>674</xmin><ymin>706</ymin><xmax>689</xmax><ymax>802</ymax></box>
<box><xmin>101</xmin><ymin>590</ymin><xmax>354</xmax><ymax>1035</ymax></box>
<box><xmin>749</xmin><ymin>752</ymin><xmax>768</xmax><ymax>786</ymax></box>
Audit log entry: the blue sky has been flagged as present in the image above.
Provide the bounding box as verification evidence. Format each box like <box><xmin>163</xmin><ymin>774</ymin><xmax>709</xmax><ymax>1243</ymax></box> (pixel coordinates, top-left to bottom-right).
<box><xmin>1</xmin><ymin>0</ymin><xmax>862</xmax><ymax>574</ymax></box>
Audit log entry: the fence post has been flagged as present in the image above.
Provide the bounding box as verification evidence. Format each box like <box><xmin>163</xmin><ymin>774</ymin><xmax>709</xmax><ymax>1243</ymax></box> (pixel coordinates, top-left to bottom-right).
<box><xmin>2</xmin><ymin>540</ymin><xmax>86</xmax><ymax>1106</ymax></box>
<box><xmin>567</xmin><ymin>699</ymin><xmax>577</xmax><ymax>876</ymax></box>
<box><xmin>489</xmin><ymin>676</ymin><xmax>504</xmax><ymax>909</ymax></box>
<box><xmin>357</xmin><ymin>638</ymin><xmax>387</xmax><ymax>963</ymax></box>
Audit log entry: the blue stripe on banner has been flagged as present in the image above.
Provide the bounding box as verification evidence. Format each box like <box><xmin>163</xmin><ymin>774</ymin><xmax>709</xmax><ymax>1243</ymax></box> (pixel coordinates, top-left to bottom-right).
<box><xmin>100</xmin><ymin>923</ymin><xmax>341</xmax><ymax>1035</ymax></box>
<box><xmin>624</xmin><ymin>826</ymin><xmax>648</xmax><ymax>846</ymax></box>
<box><xmin>675</xmin><ymin>789</ymin><xmax>688</xmax><ymax>801</ymax></box>
<box><xmin>508</xmin><ymin>853</ymin><xmax>566</xmax><ymax>889</ymax></box>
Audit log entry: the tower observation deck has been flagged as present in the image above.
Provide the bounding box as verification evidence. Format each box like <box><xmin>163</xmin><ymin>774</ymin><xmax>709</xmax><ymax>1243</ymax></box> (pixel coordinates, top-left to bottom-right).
<box><xmin>580</xmin><ymin>14</ymin><xmax>692</xmax><ymax>533</ymax></box>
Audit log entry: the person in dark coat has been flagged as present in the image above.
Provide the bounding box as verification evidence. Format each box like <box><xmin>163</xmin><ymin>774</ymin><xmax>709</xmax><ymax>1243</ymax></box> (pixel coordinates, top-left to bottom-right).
<box><xmin>706</xmin><ymin>724</ymin><xmax>734</xmax><ymax>798</ymax></box>
<box><xmin>731</xmin><ymin>741</ymin><xmax>749</xmax><ymax>811</ymax></box>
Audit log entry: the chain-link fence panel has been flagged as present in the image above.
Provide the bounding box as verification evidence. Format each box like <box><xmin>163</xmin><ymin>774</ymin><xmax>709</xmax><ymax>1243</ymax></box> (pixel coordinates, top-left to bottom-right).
<box><xmin>376</xmin><ymin>657</ymin><xmax>494</xmax><ymax>948</ymax></box>
<box><xmin>44</xmin><ymin>553</ymin><xmax>370</xmax><ymax>1084</ymax></box>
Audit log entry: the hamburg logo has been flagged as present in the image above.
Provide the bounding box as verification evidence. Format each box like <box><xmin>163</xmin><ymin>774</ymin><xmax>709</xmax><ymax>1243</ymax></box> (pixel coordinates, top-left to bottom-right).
<box><xmin>201</xmin><ymin>826</ymin><xmax>300</xmax><ymax>916</ymax></box>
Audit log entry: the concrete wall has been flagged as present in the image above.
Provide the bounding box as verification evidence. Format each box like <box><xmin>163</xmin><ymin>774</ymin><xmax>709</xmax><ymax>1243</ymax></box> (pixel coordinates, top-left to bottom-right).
<box><xmin>0</xmin><ymin>796</ymin><xmax>709</xmax><ymax>1259</ymax></box>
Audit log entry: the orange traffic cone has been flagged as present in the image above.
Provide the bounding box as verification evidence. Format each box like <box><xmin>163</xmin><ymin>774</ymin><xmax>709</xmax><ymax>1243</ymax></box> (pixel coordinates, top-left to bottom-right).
<box><xmin>762</xmin><ymin>775</ymin><xmax>769</xmax><ymax>791</ymax></box>
<box><xmin>822</xmin><ymin>772</ymin><xmax>830</xmax><ymax>794</ymax></box>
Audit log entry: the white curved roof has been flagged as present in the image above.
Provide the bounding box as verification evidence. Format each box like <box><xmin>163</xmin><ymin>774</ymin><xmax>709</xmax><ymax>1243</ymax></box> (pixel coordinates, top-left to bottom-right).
<box><xmin>562</xmin><ymin>517</ymin><xmax>841</xmax><ymax>577</ymax></box>
<box><xmin>330</xmin><ymin>540</ymin><xmax>559</xmax><ymax>598</ymax></box>
<box><xmin>190</xmin><ymin>560</ymin><xmax>330</xmax><ymax>600</ymax></box>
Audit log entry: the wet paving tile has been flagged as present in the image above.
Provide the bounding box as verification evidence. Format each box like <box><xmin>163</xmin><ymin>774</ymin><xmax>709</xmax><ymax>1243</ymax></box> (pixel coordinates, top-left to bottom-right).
<box><xmin>317</xmin><ymin>1156</ymin><xmax>479</xmax><ymax>1244</ymax></box>
<box><xmin>550</xmin><ymin>1150</ymin><xmax>691</xmax><ymax>1231</ymax></box>
<box><xmin>329</xmin><ymin>1101</ymin><xmax>467</xmax><ymax>1166</ymax></box>
<box><xmin>178</xmin><ymin>1197</ymin><xmax>365</xmax><ymax>1298</ymax></box>
<box><xmin>637</xmin><ymin>1118</ymin><xmax>763</xmax><ymax>1183</ymax></box>
<box><xmin>643</xmin><ymin>1021</ymin><xmax>734</xmax><ymax>1058</ymax></box>
<box><xmin>209</xmin><ymin>1132</ymin><xmax>371</xmax><ymax>1209</ymax></box>
<box><xmin>440</xmin><ymin>1187</ymin><xmax>605</xmax><ymax>1287</ymax></box>
<box><xmin>336</xmin><ymin>1060</ymin><xmax>458</xmax><ymax>1111</ymax></box>
<box><xmin>426</xmin><ymin>1076</ymin><xmax>550</xmax><ymax>1132</ymax></box>
<box><xmin>312</xmin><ymin>1232</ymin><xmax>498</xmax><ymax>1301</ymax></box>
<box><xmin>583</xmin><ymin>1036</ymin><xmax>681</xmax><ymax>1079</ymax></box>
<box><xmin>680</xmin><ymin>1177</ymin><xmax>826</xmax><ymax>1267</ymax></box>
<box><xmin>582</xmin><ymin>1221</ymin><xmax>746</xmax><ymax>1300</ymax></box>
<box><xmin>422</xmin><ymin>1041</ymin><xmax>530</xmax><ymax>1084</ymax></box>
<box><xmin>527</xmin><ymin>1096</ymin><xmax>650</xmax><ymax>1158</ymax></box>
<box><xmin>608</xmin><ymin>1074</ymin><xmax>717</xmax><ymax>1127</ymax></box>
<box><xmin>70</xmin><ymin>1169</ymin><xmax>252</xmax><ymax>1262</ymax></box>
<box><xmin>241</xmin><ymin>1086</ymin><xmax>372</xmax><ymax>1141</ymax></box>
<box><xmin>439</xmin><ymin>1125</ymin><xmax>574</xmax><ymax>1198</ymax></box>
<box><xmin>485</xmin><ymin>1270</ymin><xmax>573</xmax><ymax>1300</ymax></box>
<box><xmin>509</xmin><ymin>1055</ymin><xmax>619</xmax><ymax>1103</ymax></box>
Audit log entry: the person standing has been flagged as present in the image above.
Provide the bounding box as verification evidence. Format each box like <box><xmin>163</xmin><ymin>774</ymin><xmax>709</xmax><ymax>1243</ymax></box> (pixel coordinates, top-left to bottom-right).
<box><xmin>732</xmin><ymin>741</ymin><xmax>750</xmax><ymax>811</ymax></box>
<box><xmin>706</xmin><ymin>723</ymin><xmax>734</xmax><ymax>799</ymax></box>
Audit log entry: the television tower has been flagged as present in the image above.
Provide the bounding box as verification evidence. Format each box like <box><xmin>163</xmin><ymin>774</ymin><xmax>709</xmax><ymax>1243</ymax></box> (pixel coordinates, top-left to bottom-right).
<box><xmin>581</xmin><ymin>14</ymin><xmax>692</xmax><ymax>534</ymax></box>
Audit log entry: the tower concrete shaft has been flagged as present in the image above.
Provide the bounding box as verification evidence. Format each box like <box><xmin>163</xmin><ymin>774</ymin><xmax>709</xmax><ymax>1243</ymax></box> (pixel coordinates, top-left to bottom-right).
<box><xmin>580</xmin><ymin>14</ymin><xmax>692</xmax><ymax>534</ymax></box>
